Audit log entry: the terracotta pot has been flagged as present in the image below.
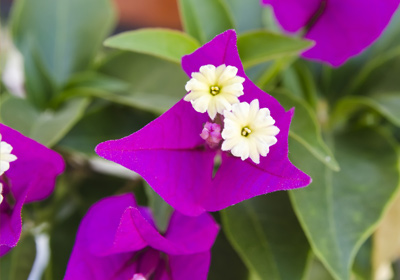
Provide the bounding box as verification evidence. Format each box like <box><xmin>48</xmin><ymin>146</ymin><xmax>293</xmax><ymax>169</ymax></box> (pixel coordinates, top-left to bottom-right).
<box><xmin>114</xmin><ymin>0</ymin><xmax>182</xmax><ymax>30</ymax></box>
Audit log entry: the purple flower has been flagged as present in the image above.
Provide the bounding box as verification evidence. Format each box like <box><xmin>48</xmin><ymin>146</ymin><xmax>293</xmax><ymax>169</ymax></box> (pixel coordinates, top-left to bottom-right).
<box><xmin>262</xmin><ymin>0</ymin><xmax>400</xmax><ymax>66</ymax></box>
<box><xmin>0</xmin><ymin>124</ymin><xmax>64</xmax><ymax>256</ymax></box>
<box><xmin>64</xmin><ymin>194</ymin><xmax>219</xmax><ymax>280</ymax></box>
<box><xmin>96</xmin><ymin>30</ymin><xmax>311</xmax><ymax>216</ymax></box>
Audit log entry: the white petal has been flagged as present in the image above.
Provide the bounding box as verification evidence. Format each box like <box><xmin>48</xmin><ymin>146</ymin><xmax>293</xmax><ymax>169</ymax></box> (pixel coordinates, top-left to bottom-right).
<box><xmin>0</xmin><ymin>161</ymin><xmax>10</xmax><ymax>176</ymax></box>
<box><xmin>0</xmin><ymin>142</ymin><xmax>13</xmax><ymax>154</ymax></box>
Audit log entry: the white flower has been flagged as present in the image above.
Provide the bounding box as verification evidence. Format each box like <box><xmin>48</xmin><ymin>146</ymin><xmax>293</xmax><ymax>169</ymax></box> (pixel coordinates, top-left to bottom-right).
<box><xmin>0</xmin><ymin>133</ymin><xmax>17</xmax><ymax>176</ymax></box>
<box><xmin>184</xmin><ymin>64</ymin><xmax>245</xmax><ymax>120</ymax></box>
<box><xmin>221</xmin><ymin>99</ymin><xmax>279</xmax><ymax>164</ymax></box>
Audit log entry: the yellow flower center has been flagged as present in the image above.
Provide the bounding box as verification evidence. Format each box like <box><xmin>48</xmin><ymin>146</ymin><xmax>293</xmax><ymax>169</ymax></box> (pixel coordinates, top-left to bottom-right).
<box><xmin>210</xmin><ymin>85</ymin><xmax>221</xmax><ymax>96</ymax></box>
<box><xmin>241</xmin><ymin>126</ymin><xmax>252</xmax><ymax>137</ymax></box>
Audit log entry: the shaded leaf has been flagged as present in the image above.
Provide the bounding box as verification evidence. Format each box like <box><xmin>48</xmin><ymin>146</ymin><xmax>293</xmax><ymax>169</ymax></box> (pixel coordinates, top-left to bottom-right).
<box><xmin>237</xmin><ymin>31</ymin><xmax>314</xmax><ymax>69</ymax></box>
<box><xmin>332</xmin><ymin>93</ymin><xmax>400</xmax><ymax>129</ymax></box>
<box><xmin>353</xmin><ymin>238</ymin><xmax>373</xmax><ymax>280</ymax></box>
<box><xmin>178</xmin><ymin>0</ymin><xmax>234</xmax><ymax>43</ymax></box>
<box><xmin>289</xmin><ymin>128</ymin><xmax>400</xmax><ymax>280</ymax></box>
<box><xmin>9</xmin><ymin>233</ymin><xmax>36</xmax><ymax>280</ymax></box>
<box><xmin>222</xmin><ymin>192</ymin><xmax>310</xmax><ymax>280</ymax></box>
<box><xmin>10</xmin><ymin>0</ymin><xmax>115</xmax><ymax>104</ymax></box>
<box><xmin>144</xmin><ymin>183</ymin><xmax>173</xmax><ymax>233</ymax></box>
<box><xmin>1</xmin><ymin>96</ymin><xmax>89</xmax><ymax>147</ymax></box>
<box><xmin>209</xmin><ymin>223</ymin><xmax>249</xmax><ymax>280</ymax></box>
<box><xmin>59</xmin><ymin>103</ymin><xmax>156</xmax><ymax>156</ymax></box>
<box><xmin>97</xmin><ymin>52</ymin><xmax>188</xmax><ymax>113</ymax></box>
<box><xmin>104</xmin><ymin>28</ymin><xmax>200</xmax><ymax>64</ymax></box>
<box><xmin>273</xmin><ymin>90</ymin><xmax>339</xmax><ymax>171</ymax></box>
<box><xmin>222</xmin><ymin>0</ymin><xmax>263</xmax><ymax>33</ymax></box>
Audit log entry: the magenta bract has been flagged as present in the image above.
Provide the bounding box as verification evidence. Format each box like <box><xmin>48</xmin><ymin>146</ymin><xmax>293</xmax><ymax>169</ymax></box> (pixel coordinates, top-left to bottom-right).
<box><xmin>262</xmin><ymin>0</ymin><xmax>400</xmax><ymax>66</ymax></box>
<box><xmin>96</xmin><ymin>30</ymin><xmax>311</xmax><ymax>216</ymax></box>
<box><xmin>64</xmin><ymin>194</ymin><xmax>219</xmax><ymax>280</ymax></box>
<box><xmin>0</xmin><ymin>124</ymin><xmax>64</xmax><ymax>256</ymax></box>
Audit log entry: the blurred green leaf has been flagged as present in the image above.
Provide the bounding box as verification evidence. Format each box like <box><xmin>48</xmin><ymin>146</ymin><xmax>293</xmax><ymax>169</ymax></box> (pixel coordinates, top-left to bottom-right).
<box><xmin>104</xmin><ymin>28</ymin><xmax>200</xmax><ymax>64</ymax></box>
<box><xmin>222</xmin><ymin>0</ymin><xmax>263</xmax><ymax>33</ymax></box>
<box><xmin>9</xmin><ymin>233</ymin><xmax>36</xmax><ymax>280</ymax></box>
<box><xmin>222</xmin><ymin>192</ymin><xmax>310</xmax><ymax>280</ymax></box>
<box><xmin>178</xmin><ymin>0</ymin><xmax>234</xmax><ymax>43</ymax></box>
<box><xmin>10</xmin><ymin>0</ymin><xmax>115</xmax><ymax>105</ymax></box>
<box><xmin>273</xmin><ymin>90</ymin><xmax>339</xmax><ymax>171</ymax></box>
<box><xmin>1</xmin><ymin>96</ymin><xmax>89</xmax><ymax>147</ymax></box>
<box><xmin>281</xmin><ymin>61</ymin><xmax>319</xmax><ymax>108</ymax></box>
<box><xmin>332</xmin><ymin>93</ymin><xmax>400</xmax><ymax>129</ymax></box>
<box><xmin>97</xmin><ymin>52</ymin><xmax>188</xmax><ymax>113</ymax></box>
<box><xmin>237</xmin><ymin>31</ymin><xmax>314</xmax><ymax>69</ymax></box>
<box><xmin>66</xmin><ymin>72</ymin><xmax>131</xmax><ymax>93</ymax></box>
<box><xmin>144</xmin><ymin>183</ymin><xmax>173</xmax><ymax>233</ymax></box>
<box><xmin>305</xmin><ymin>257</ymin><xmax>335</xmax><ymax>280</ymax></box>
<box><xmin>59</xmin><ymin>102</ymin><xmax>156</xmax><ymax>156</ymax></box>
<box><xmin>289</xmin><ymin>128</ymin><xmax>400</xmax><ymax>280</ymax></box>
<box><xmin>209</xmin><ymin>224</ymin><xmax>249</xmax><ymax>280</ymax></box>
<box><xmin>352</xmin><ymin>238</ymin><xmax>373</xmax><ymax>280</ymax></box>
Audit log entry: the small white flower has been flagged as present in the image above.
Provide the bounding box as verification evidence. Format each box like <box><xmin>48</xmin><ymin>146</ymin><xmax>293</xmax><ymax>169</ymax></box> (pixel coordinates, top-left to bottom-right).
<box><xmin>0</xmin><ymin>133</ymin><xmax>17</xmax><ymax>176</ymax></box>
<box><xmin>221</xmin><ymin>99</ymin><xmax>279</xmax><ymax>164</ymax></box>
<box><xmin>184</xmin><ymin>64</ymin><xmax>245</xmax><ymax>120</ymax></box>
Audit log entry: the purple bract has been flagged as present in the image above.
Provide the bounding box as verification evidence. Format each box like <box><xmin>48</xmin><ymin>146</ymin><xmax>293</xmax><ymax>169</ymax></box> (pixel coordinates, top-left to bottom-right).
<box><xmin>0</xmin><ymin>124</ymin><xmax>64</xmax><ymax>256</ymax></box>
<box><xmin>262</xmin><ymin>0</ymin><xmax>400</xmax><ymax>66</ymax></box>
<box><xmin>96</xmin><ymin>30</ymin><xmax>311</xmax><ymax>216</ymax></box>
<box><xmin>64</xmin><ymin>194</ymin><xmax>219</xmax><ymax>280</ymax></box>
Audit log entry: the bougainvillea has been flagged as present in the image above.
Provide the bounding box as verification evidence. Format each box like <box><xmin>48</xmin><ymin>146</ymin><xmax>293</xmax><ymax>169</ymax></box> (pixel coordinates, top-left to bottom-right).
<box><xmin>0</xmin><ymin>124</ymin><xmax>64</xmax><ymax>255</ymax></box>
<box><xmin>64</xmin><ymin>194</ymin><xmax>219</xmax><ymax>280</ymax></box>
<box><xmin>262</xmin><ymin>0</ymin><xmax>400</xmax><ymax>66</ymax></box>
<box><xmin>96</xmin><ymin>30</ymin><xmax>311</xmax><ymax>216</ymax></box>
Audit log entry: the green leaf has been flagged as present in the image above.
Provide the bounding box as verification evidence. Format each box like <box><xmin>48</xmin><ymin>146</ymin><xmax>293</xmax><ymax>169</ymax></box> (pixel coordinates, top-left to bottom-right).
<box><xmin>222</xmin><ymin>0</ymin><xmax>263</xmax><ymax>33</ymax></box>
<box><xmin>9</xmin><ymin>233</ymin><xmax>36</xmax><ymax>280</ymax></box>
<box><xmin>209</xmin><ymin>223</ymin><xmax>249</xmax><ymax>280</ymax></box>
<box><xmin>1</xmin><ymin>96</ymin><xmax>90</xmax><ymax>147</ymax></box>
<box><xmin>237</xmin><ymin>31</ymin><xmax>314</xmax><ymax>69</ymax></box>
<box><xmin>104</xmin><ymin>28</ymin><xmax>200</xmax><ymax>64</ymax></box>
<box><xmin>10</xmin><ymin>0</ymin><xmax>115</xmax><ymax>97</ymax></box>
<box><xmin>97</xmin><ymin>52</ymin><xmax>188</xmax><ymax>113</ymax></box>
<box><xmin>144</xmin><ymin>183</ymin><xmax>173</xmax><ymax>233</ymax></box>
<box><xmin>352</xmin><ymin>238</ymin><xmax>373</xmax><ymax>280</ymax></box>
<box><xmin>281</xmin><ymin>61</ymin><xmax>319</xmax><ymax>109</ymax></box>
<box><xmin>289</xmin><ymin>128</ymin><xmax>400</xmax><ymax>280</ymax></box>
<box><xmin>178</xmin><ymin>0</ymin><xmax>234</xmax><ymax>43</ymax></box>
<box><xmin>222</xmin><ymin>192</ymin><xmax>310</xmax><ymax>280</ymax></box>
<box><xmin>332</xmin><ymin>93</ymin><xmax>400</xmax><ymax>129</ymax></box>
<box><xmin>273</xmin><ymin>90</ymin><xmax>339</xmax><ymax>171</ymax></box>
<box><xmin>59</xmin><ymin>103</ymin><xmax>156</xmax><ymax>156</ymax></box>
<box><xmin>305</xmin><ymin>257</ymin><xmax>335</xmax><ymax>280</ymax></box>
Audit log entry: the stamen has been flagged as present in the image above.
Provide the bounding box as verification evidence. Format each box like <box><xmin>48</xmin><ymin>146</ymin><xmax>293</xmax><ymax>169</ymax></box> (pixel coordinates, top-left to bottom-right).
<box><xmin>241</xmin><ymin>127</ymin><xmax>252</xmax><ymax>137</ymax></box>
<box><xmin>210</xmin><ymin>86</ymin><xmax>220</xmax><ymax>95</ymax></box>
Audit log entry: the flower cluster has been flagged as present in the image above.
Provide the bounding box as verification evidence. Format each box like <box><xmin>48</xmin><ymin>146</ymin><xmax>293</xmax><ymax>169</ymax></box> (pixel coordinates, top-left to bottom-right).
<box><xmin>0</xmin><ymin>124</ymin><xmax>64</xmax><ymax>255</ymax></box>
<box><xmin>96</xmin><ymin>30</ymin><xmax>311</xmax><ymax>216</ymax></box>
<box><xmin>184</xmin><ymin>63</ymin><xmax>279</xmax><ymax>164</ymax></box>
